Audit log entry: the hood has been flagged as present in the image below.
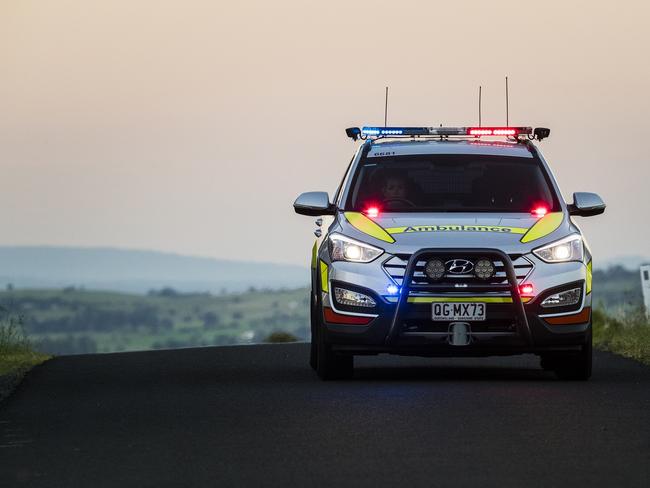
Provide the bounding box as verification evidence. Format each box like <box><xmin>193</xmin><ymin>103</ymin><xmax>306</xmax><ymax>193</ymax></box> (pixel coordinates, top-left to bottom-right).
<box><xmin>338</xmin><ymin>211</ymin><xmax>571</xmax><ymax>254</ymax></box>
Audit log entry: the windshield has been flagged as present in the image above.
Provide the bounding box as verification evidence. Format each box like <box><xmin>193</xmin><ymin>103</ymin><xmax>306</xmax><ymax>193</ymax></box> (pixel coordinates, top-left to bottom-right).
<box><xmin>345</xmin><ymin>154</ymin><xmax>560</xmax><ymax>213</ymax></box>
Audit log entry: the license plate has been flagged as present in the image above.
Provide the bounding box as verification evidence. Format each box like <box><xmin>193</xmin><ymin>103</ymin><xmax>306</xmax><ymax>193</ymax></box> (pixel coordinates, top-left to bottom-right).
<box><xmin>432</xmin><ymin>302</ymin><xmax>486</xmax><ymax>321</ymax></box>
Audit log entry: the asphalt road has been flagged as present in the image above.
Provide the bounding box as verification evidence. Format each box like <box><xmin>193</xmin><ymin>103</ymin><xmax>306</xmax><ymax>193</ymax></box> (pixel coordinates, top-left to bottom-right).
<box><xmin>1</xmin><ymin>344</ymin><xmax>649</xmax><ymax>488</ymax></box>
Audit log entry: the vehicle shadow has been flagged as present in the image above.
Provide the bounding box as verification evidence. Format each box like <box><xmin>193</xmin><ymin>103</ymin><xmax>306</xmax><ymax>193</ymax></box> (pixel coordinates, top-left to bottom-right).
<box><xmin>352</xmin><ymin>364</ymin><xmax>554</xmax><ymax>382</ymax></box>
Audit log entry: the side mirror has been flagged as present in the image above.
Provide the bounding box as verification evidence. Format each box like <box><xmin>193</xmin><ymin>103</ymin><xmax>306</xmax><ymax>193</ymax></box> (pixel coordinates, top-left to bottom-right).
<box><xmin>293</xmin><ymin>192</ymin><xmax>335</xmax><ymax>216</ymax></box>
<box><xmin>568</xmin><ymin>192</ymin><xmax>606</xmax><ymax>217</ymax></box>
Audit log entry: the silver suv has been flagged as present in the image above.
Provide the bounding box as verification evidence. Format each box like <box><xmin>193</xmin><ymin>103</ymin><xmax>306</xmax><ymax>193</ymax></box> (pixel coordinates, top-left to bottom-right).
<box><xmin>294</xmin><ymin>126</ymin><xmax>605</xmax><ymax>380</ymax></box>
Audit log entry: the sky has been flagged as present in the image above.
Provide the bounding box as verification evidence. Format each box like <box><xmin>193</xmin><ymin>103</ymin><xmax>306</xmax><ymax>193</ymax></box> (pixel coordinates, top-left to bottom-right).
<box><xmin>1</xmin><ymin>0</ymin><xmax>648</xmax><ymax>266</ymax></box>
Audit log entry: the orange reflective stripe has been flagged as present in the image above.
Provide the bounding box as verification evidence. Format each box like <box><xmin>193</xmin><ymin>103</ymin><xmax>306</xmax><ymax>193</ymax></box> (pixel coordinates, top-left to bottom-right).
<box><xmin>544</xmin><ymin>307</ymin><xmax>591</xmax><ymax>325</ymax></box>
<box><xmin>323</xmin><ymin>307</ymin><xmax>373</xmax><ymax>325</ymax></box>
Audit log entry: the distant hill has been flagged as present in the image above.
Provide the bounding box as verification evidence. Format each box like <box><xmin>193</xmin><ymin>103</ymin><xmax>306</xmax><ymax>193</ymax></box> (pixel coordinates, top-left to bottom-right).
<box><xmin>0</xmin><ymin>246</ymin><xmax>644</xmax><ymax>300</ymax></box>
<box><xmin>599</xmin><ymin>255</ymin><xmax>649</xmax><ymax>271</ymax></box>
<box><xmin>0</xmin><ymin>246</ymin><xmax>308</xmax><ymax>294</ymax></box>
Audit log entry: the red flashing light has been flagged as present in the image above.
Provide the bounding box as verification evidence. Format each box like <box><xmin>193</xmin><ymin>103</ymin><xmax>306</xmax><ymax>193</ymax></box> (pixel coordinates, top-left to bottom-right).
<box><xmin>364</xmin><ymin>206</ymin><xmax>380</xmax><ymax>218</ymax></box>
<box><xmin>469</xmin><ymin>128</ymin><xmax>493</xmax><ymax>136</ymax></box>
<box><xmin>519</xmin><ymin>284</ymin><xmax>534</xmax><ymax>296</ymax></box>
<box><xmin>467</xmin><ymin>127</ymin><xmax>519</xmax><ymax>136</ymax></box>
<box><xmin>531</xmin><ymin>206</ymin><xmax>548</xmax><ymax>218</ymax></box>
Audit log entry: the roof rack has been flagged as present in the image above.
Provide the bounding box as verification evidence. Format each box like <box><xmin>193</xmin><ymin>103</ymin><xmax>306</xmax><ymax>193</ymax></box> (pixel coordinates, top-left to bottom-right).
<box><xmin>345</xmin><ymin>126</ymin><xmax>550</xmax><ymax>142</ymax></box>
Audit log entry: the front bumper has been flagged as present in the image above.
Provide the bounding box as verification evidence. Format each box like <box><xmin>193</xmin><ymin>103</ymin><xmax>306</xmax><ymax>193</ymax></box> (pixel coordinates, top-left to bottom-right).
<box><xmin>325</xmin><ymin>310</ymin><xmax>590</xmax><ymax>356</ymax></box>
<box><xmin>322</xmin><ymin>249</ymin><xmax>591</xmax><ymax>356</ymax></box>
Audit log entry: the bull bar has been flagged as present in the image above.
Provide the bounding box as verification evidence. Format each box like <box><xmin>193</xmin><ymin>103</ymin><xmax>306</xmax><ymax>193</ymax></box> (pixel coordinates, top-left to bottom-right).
<box><xmin>385</xmin><ymin>248</ymin><xmax>534</xmax><ymax>346</ymax></box>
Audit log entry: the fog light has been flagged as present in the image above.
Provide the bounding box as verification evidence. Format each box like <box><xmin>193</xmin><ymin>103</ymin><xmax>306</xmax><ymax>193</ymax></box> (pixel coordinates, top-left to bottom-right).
<box><xmin>474</xmin><ymin>258</ymin><xmax>495</xmax><ymax>280</ymax></box>
<box><xmin>334</xmin><ymin>287</ymin><xmax>376</xmax><ymax>308</ymax></box>
<box><xmin>425</xmin><ymin>259</ymin><xmax>445</xmax><ymax>281</ymax></box>
<box><xmin>541</xmin><ymin>287</ymin><xmax>581</xmax><ymax>308</ymax></box>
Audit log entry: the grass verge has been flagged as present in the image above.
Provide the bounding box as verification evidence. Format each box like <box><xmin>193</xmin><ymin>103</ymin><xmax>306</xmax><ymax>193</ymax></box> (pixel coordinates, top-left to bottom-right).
<box><xmin>1</xmin><ymin>308</ymin><xmax>50</xmax><ymax>401</ymax></box>
<box><xmin>593</xmin><ymin>308</ymin><xmax>650</xmax><ymax>365</ymax></box>
<box><xmin>264</xmin><ymin>331</ymin><xmax>299</xmax><ymax>343</ymax></box>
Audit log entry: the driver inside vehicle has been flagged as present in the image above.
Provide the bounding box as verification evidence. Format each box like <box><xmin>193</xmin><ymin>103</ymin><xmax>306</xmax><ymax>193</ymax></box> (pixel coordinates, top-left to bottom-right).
<box><xmin>382</xmin><ymin>175</ymin><xmax>407</xmax><ymax>199</ymax></box>
<box><xmin>380</xmin><ymin>173</ymin><xmax>416</xmax><ymax>208</ymax></box>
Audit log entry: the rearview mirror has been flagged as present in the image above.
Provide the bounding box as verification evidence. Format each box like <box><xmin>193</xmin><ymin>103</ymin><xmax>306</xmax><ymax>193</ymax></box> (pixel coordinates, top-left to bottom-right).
<box><xmin>293</xmin><ymin>192</ymin><xmax>335</xmax><ymax>216</ymax></box>
<box><xmin>568</xmin><ymin>192</ymin><xmax>606</xmax><ymax>217</ymax></box>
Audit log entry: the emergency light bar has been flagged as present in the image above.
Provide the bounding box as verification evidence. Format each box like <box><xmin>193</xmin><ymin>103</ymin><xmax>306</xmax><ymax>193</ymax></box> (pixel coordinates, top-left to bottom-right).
<box><xmin>362</xmin><ymin>126</ymin><xmax>532</xmax><ymax>137</ymax></box>
<box><xmin>345</xmin><ymin>126</ymin><xmax>550</xmax><ymax>141</ymax></box>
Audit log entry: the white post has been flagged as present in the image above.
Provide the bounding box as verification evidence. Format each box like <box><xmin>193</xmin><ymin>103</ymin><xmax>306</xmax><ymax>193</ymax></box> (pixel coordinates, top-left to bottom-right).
<box><xmin>641</xmin><ymin>264</ymin><xmax>650</xmax><ymax>318</ymax></box>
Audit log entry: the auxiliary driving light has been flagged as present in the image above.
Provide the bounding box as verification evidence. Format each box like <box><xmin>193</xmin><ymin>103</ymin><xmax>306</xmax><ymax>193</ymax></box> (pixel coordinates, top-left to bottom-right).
<box><xmin>334</xmin><ymin>287</ymin><xmax>376</xmax><ymax>308</ymax></box>
<box><xmin>424</xmin><ymin>259</ymin><xmax>446</xmax><ymax>281</ymax></box>
<box><xmin>474</xmin><ymin>258</ymin><xmax>495</xmax><ymax>280</ymax></box>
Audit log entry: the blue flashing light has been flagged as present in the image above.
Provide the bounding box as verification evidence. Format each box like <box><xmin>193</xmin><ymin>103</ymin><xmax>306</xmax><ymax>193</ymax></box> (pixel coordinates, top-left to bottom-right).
<box><xmin>386</xmin><ymin>284</ymin><xmax>400</xmax><ymax>295</ymax></box>
<box><xmin>362</xmin><ymin>127</ymin><xmax>425</xmax><ymax>137</ymax></box>
<box><xmin>361</xmin><ymin>126</ymin><xmax>457</xmax><ymax>137</ymax></box>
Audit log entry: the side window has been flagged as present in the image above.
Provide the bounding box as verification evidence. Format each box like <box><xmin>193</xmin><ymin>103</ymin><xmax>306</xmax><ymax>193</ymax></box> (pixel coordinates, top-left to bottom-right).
<box><xmin>644</xmin><ymin>270</ymin><xmax>649</xmax><ymax>281</ymax></box>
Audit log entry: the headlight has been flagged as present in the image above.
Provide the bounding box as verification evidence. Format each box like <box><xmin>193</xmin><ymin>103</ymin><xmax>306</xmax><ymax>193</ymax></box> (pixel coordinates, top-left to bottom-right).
<box><xmin>533</xmin><ymin>234</ymin><xmax>584</xmax><ymax>263</ymax></box>
<box><xmin>328</xmin><ymin>233</ymin><xmax>383</xmax><ymax>263</ymax></box>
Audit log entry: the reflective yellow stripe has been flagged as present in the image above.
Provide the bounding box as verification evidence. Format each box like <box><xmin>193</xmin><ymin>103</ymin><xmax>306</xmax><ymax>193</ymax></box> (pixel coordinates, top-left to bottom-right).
<box><xmin>344</xmin><ymin>212</ymin><xmax>395</xmax><ymax>243</ymax></box>
<box><xmin>320</xmin><ymin>261</ymin><xmax>329</xmax><ymax>293</ymax></box>
<box><xmin>586</xmin><ymin>260</ymin><xmax>592</xmax><ymax>294</ymax></box>
<box><xmin>386</xmin><ymin>225</ymin><xmax>528</xmax><ymax>235</ymax></box>
<box><xmin>520</xmin><ymin>212</ymin><xmax>563</xmax><ymax>243</ymax></box>
<box><xmin>311</xmin><ymin>240</ymin><xmax>318</xmax><ymax>269</ymax></box>
<box><xmin>407</xmin><ymin>296</ymin><xmax>532</xmax><ymax>303</ymax></box>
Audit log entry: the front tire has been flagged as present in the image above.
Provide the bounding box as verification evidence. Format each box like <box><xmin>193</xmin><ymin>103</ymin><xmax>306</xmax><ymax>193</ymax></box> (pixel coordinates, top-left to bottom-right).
<box><xmin>309</xmin><ymin>291</ymin><xmax>318</xmax><ymax>371</ymax></box>
<box><xmin>314</xmin><ymin>304</ymin><xmax>353</xmax><ymax>380</ymax></box>
<box><xmin>553</xmin><ymin>327</ymin><xmax>592</xmax><ymax>381</ymax></box>
<box><xmin>316</xmin><ymin>327</ymin><xmax>353</xmax><ymax>380</ymax></box>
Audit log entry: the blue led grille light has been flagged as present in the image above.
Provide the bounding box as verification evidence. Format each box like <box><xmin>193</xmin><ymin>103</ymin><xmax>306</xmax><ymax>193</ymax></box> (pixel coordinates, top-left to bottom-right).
<box><xmin>386</xmin><ymin>284</ymin><xmax>400</xmax><ymax>295</ymax></box>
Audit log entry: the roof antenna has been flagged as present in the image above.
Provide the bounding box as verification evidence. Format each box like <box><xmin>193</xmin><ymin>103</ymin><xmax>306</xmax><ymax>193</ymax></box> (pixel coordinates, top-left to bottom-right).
<box><xmin>384</xmin><ymin>86</ymin><xmax>389</xmax><ymax>127</ymax></box>
<box><xmin>505</xmin><ymin>76</ymin><xmax>509</xmax><ymax>126</ymax></box>
<box><xmin>478</xmin><ymin>86</ymin><xmax>482</xmax><ymax>127</ymax></box>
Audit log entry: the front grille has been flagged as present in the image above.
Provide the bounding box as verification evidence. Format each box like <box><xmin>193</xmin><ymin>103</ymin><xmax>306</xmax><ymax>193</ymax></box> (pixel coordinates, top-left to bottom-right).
<box><xmin>383</xmin><ymin>254</ymin><xmax>533</xmax><ymax>287</ymax></box>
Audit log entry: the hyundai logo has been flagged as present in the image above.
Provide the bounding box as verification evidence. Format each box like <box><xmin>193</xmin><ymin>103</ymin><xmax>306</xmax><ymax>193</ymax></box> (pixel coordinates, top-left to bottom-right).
<box><xmin>446</xmin><ymin>259</ymin><xmax>474</xmax><ymax>274</ymax></box>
